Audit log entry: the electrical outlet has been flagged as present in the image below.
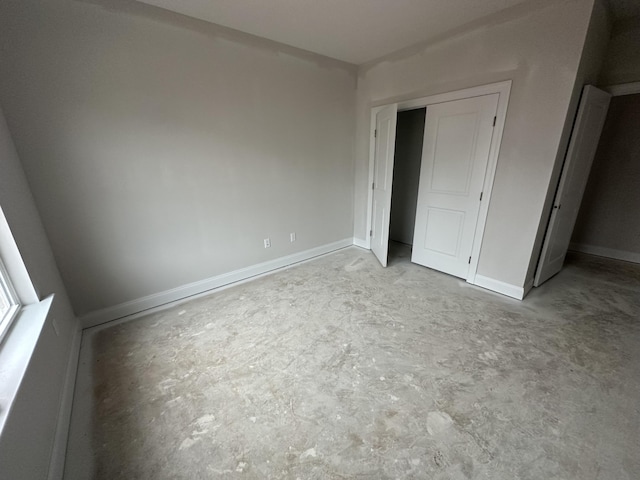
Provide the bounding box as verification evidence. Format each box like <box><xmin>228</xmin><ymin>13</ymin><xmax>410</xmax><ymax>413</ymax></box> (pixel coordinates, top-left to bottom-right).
<box><xmin>290</xmin><ymin>232</ymin><xmax>296</xmax><ymax>242</ymax></box>
<box><xmin>264</xmin><ymin>238</ymin><xmax>271</xmax><ymax>248</ymax></box>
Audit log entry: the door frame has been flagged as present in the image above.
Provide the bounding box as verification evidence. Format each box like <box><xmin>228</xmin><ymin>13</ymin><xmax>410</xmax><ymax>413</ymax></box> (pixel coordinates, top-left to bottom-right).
<box><xmin>603</xmin><ymin>81</ymin><xmax>640</xmax><ymax>97</ymax></box>
<box><xmin>365</xmin><ymin>80</ymin><xmax>511</xmax><ymax>284</ymax></box>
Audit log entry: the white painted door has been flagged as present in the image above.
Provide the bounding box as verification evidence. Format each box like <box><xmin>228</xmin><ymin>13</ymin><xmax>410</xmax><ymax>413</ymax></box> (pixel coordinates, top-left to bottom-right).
<box><xmin>411</xmin><ymin>94</ymin><xmax>499</xmax><ymax>279</ymax></box>
<box><xmin>371</xmin><ymin>104</ymin><xmax>398</xmax><ymax>267</ymax></box>
<box><xmin>534</xmin><ymin>85</ymin><xmax>611</xmax><ymax>286</ymax></box>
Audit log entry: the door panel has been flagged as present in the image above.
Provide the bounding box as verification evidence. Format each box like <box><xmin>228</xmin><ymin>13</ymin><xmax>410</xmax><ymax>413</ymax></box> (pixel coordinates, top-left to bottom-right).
<box><xmin>371</xmin><ymin>104</ymin><xmax>398</xmax><ymax>267</ymax></box>
<box><xmin>534</xmin><ymin>85</ymin><xmax>611</xmax><ymax>286</ymax></box>
<box><xmin>412</xmin><ymin>94</ymin><xmax>499</xmax><ymax>279</ymax></box>
<box><xmin>423</xmin><ymin>208</ymin><xmax>465</xmax><ymax>256</ymax></box>
<box><xmin>430</xmin><ymin>113</ymin><xmax>477</xmax><ymax>194</ymax></box>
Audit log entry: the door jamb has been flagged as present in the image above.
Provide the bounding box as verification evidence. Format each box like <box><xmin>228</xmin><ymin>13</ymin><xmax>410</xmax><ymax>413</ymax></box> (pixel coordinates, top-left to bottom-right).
<box><xmin>365</xmin><ymin>80</ymin><xmax>512</xmax><ymax>285</ymax></box>
<box><xmin>603</xmin><ymin>81</ymin><xmax>640</xmax><ymax>97</ymax></box>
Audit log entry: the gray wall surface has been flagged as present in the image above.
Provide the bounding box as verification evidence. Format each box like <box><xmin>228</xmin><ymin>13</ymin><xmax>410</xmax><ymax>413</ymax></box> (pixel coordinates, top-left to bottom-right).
<box><xmin>600</xmin><ymin>17</ymin><xmax>640</xmax><ymax>85</ymax></box>
<box><xmin>354</xmin><ymin>0</ymin><xmax>598</xmax><ymax>289</ymax></box>
<box><xmin>0</xmin><ymin>106</ymin><xmax>78</xmax><ymax>479</ymax></box>
<box><xmin>571</xmin><ymin>94</ymin><xmax>640</xmax><ymax>258</ymax></box>
<box><xmin>389</xmin><ymin>109</ymin><xmax>425</xmax><ymax>245</ymax></box>
<box><xmin>526</xmin><ymin>0</ymin><xmax>611</xmax><ymax>284</ymax></box>
<box><xmin>0</xmin><ymin>0</ymin><xmax>357</xmax><ymax>317</ymax></box>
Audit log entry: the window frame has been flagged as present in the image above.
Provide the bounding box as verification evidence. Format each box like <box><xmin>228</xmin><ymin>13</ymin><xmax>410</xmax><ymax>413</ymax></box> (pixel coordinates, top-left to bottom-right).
<box><xmin>0</xmin><ymin>255</ymin><xmax>20</xmax><ymax>344</ymax></box>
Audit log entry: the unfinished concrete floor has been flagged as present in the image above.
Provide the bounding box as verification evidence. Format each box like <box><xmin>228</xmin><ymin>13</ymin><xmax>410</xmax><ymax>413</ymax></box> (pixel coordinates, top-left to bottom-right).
<box><xmin>64</xmin><ymin>244</ymin><xmax>640</xmax><ymax>479</ymax></box>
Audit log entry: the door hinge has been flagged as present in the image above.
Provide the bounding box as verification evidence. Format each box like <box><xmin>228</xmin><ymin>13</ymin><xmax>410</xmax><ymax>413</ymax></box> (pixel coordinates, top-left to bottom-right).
<box><xmin>479</xmin><ymin>192</ymin><xmax>483</xmax><ymax>201</ymax></box>
<box><xmin>370</xmin><ymin>230</ymin><xmax>373</xmax><ymax>237</ymax></box>
<box><xmin>493</xmin><ymin>116</ymin><xmax>497</xmax><ymax>127</ymax></box>
<box><xmin>468</xmin><ymin>256</ymin><xmax>471</xmax><ymax>264</ymax></box>
<box><xmin>374</xmin><ymin>129</ymin><xmax>377</xmax><ymax>138</ymax></box>
<box><xmin>372</xmin><ymin>182</ymin><xmax>375</xmax><ymax>190</ymax></box>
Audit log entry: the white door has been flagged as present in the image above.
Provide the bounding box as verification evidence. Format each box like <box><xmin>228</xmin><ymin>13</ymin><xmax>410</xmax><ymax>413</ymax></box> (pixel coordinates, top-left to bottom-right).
<box><xmin>412</xmin><ymin>94</ymin><xmax>499</xmax><ymax>279</ymax></box>
<box><xmin>534</xmin><ymin>85</ymin><xmax>611</xmax><ymax>286</ymax></box>
<box><xmin>371</xmin><ymin>104</ymin><xmax>398</xmax><ymax>267</ymax></box>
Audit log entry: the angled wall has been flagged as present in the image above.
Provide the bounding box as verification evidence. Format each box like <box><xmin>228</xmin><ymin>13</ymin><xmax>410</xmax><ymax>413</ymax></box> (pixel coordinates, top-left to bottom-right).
<box><xmin>354</xmin><ymin>0</ymin><xmax>599</xmax><ymax>293</ymax></box>
<box><xmin>526</xmin><ymin>0</ymin><xmax>611</xmax><ymax>284</ymax></box>
<box><xmin>0</xmin><ymin>106</ymin><xmax>79</xmax><ymax>479</ymax></box>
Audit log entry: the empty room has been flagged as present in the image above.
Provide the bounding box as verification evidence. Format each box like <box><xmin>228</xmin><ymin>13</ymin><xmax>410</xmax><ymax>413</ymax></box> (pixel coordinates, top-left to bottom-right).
<box><xmin>0</xmin><ymin>0</ymin><xmax>639</xmax><ymax>478</ymax></box>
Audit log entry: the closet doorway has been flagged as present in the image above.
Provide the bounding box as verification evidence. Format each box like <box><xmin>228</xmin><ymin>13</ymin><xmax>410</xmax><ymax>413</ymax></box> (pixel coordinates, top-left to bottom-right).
<box><xmin>535</xmin><ymin>82</ymin><xmax>640</xmax><ymax>286</ymax></box>
<box><xmin>367</xmin><ymin>81</ymin><xmax>511</xmax><ymax>286</ymax></box>
<box><xmin>388</xmin><ymin>108</ymin><xmax>425</xmax><ymax>250</ymax></box>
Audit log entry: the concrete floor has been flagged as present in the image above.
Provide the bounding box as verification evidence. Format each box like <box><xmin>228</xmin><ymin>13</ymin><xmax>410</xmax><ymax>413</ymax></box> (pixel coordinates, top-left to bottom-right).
<box><xmin>64</xmin><ymin>244</ymin><xmax>640</xmax><ymax>479</ymax></box>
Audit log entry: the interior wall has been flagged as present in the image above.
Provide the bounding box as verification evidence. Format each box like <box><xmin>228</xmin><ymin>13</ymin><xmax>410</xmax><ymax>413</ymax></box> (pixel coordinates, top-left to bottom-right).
<box><xmin>354</xmin><ymin>0</ymin><xmax>596</xmax><ymax>290</ymax></box>
<box><xmin>599</xmin><ymin>16</ymin><xmax>640</xmax><ymax>85</ymax></box>
<box><xmin>0</xmin><ymin>0</ymin><xmax>356</xmax><ymax>317</ymax></box>
<box><xmin>0</xmin><ymin>106</ymin><xmax>78</xmax><ymax>479</ymax></box>
<box><xmin>571</xmin><ymin>94</ymin><xmax>640</xmax><ymax>262</ymax></box>
<box><xmin>526</xmin><ymin>0</ymin><xmax>611</xmax><ymax>284</ymax></box>
<box><xmin>389</xmin><ymin>108</ymin><xmax>425</xmax><ymax>246</ymax></box>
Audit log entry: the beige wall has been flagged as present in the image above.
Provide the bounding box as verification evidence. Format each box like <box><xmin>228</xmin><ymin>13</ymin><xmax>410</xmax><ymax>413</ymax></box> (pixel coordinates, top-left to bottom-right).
<box><xmin>0</xmin><ymin>0</ymin><xmax>356</xmax><ymax>317</ymax></box>
<box><xmin>354</xmin><ymin>0</ymin><xmax>597</xmax><ymax>289</ymax></box>
<box><xmin>0</xmin><ymin>106</ymin><xmax>78</xmax><ymax>479</ymax></box>
<box><xmin>0</xmin><ymin>0</ymin><xmax>617</xmax><ymax>475</ymax></box>
<box><xmin>571</xmin><ymin>94</ymin><xmax>640</xmax><ymax>260</ymax></box>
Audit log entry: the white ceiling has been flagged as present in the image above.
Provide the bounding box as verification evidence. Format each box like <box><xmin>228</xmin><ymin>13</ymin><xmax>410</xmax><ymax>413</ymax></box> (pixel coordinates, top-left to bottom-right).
<box><xmin>137</xmin><ymin>0</ymin><xmax>640</xmax><ymax>65</ymax></box>
<box><xmin>136</xmin><ymin>0</ymin><xmax>539</xmax><ymax>65</ymax></box>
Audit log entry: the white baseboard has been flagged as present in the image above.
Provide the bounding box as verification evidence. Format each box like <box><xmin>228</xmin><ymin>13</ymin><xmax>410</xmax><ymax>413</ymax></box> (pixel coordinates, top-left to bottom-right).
<box><xmin>80</xmin><ymin>238</ymin><xmax>353</xmax><ymax>329</ymax></box>
<box><xmin>48</xmin><ymin>321</ymin><xmax>82</xmax><ymax>480</ymax></box>
<box><xmin>472</xmin><ymin>274</ymin><xmax>524</xmax><ymax>300</ymax></box>
<box><xmin>352</xmin><ymin>237</ymin><xmax>369</xmax><ymax>249</ymax></box>
<box><xmin>569</xmin><ymin>243</ymin><xmax>640</xmax><ymax>264</ymax></box>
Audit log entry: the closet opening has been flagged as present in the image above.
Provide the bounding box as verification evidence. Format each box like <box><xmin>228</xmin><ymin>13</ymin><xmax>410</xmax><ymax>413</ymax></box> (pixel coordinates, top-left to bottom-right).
<box><xmin>387</xmin><ymin>108</ymin><xmax>426</xmax><ymax>264</ymax></box>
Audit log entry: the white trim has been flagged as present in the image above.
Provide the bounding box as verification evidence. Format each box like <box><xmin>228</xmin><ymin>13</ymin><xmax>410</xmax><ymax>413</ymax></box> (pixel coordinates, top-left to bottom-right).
<box><xmin>0</xmin><ymin>206</ymin><xmax>38</xmax><ymax>305</ymax></box>
<box><xmin>0</xmin><ymin>304</ymin><xmax>19</xmax><ymax>346</ymax></box>
<box><xmin>80</xmin><ymin>238</ymin><xmax>353</xmax><ymax>329</ymax></box>
<box><xmin>352</xmin><ymin>237</ymin><xmax>369</xmax><ymax>249</ymax></box>
<box><xmin>396</xmin><ymin>81</ymin><xmax>512</xmax><ymax>112</ymax></box>
<box><xmin>367</xmin><ymin>80</ymin><xmax>512</xmax><ymax>284</ymax></box>
<box><xmin>472</xmin><ymin>274</ymin><xmax>524</xmax><ymax>300</ymax></box>
<box><xmin>466</xmin><ymin>82</ymin><xmax>511</xmax><ymax>284</ymax></box>
<box><xmin>48</xmin><ymin>322</ymin><xmax>82</xmax><ymax>480</ymax></box>
<box><xmin>364</xmin><ymin>106</ymin><xmax>385</xmax><ymax>251</ymax></box>
<box><xmin>603</xmin><ymin>82</ymin><xmax>640</xmax><ymax>97</ymax></box>
<box><xmin>0</xmin><ymin>296</ymin><xmax>53</xmax><ymax>437</ymax></box>
<box><xmin>569</xmin><ymin>242</ymin><xmax>640</xmax><ymax>264</ymax></box>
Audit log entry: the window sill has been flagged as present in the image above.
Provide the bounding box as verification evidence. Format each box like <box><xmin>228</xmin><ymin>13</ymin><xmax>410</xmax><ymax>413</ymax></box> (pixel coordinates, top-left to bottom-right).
<box><xmin>0</xmin><ymin>295</ymin><xmax>53</xmax><ymax>436</ymax></box>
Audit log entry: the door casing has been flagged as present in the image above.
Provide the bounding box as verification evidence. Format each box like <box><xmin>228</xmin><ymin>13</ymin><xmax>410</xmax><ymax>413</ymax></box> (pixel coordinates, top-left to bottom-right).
<box><xmin>364</xmin><ymin>80</ymin><xmax>511</xmax><ymax>285</ymax></box>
